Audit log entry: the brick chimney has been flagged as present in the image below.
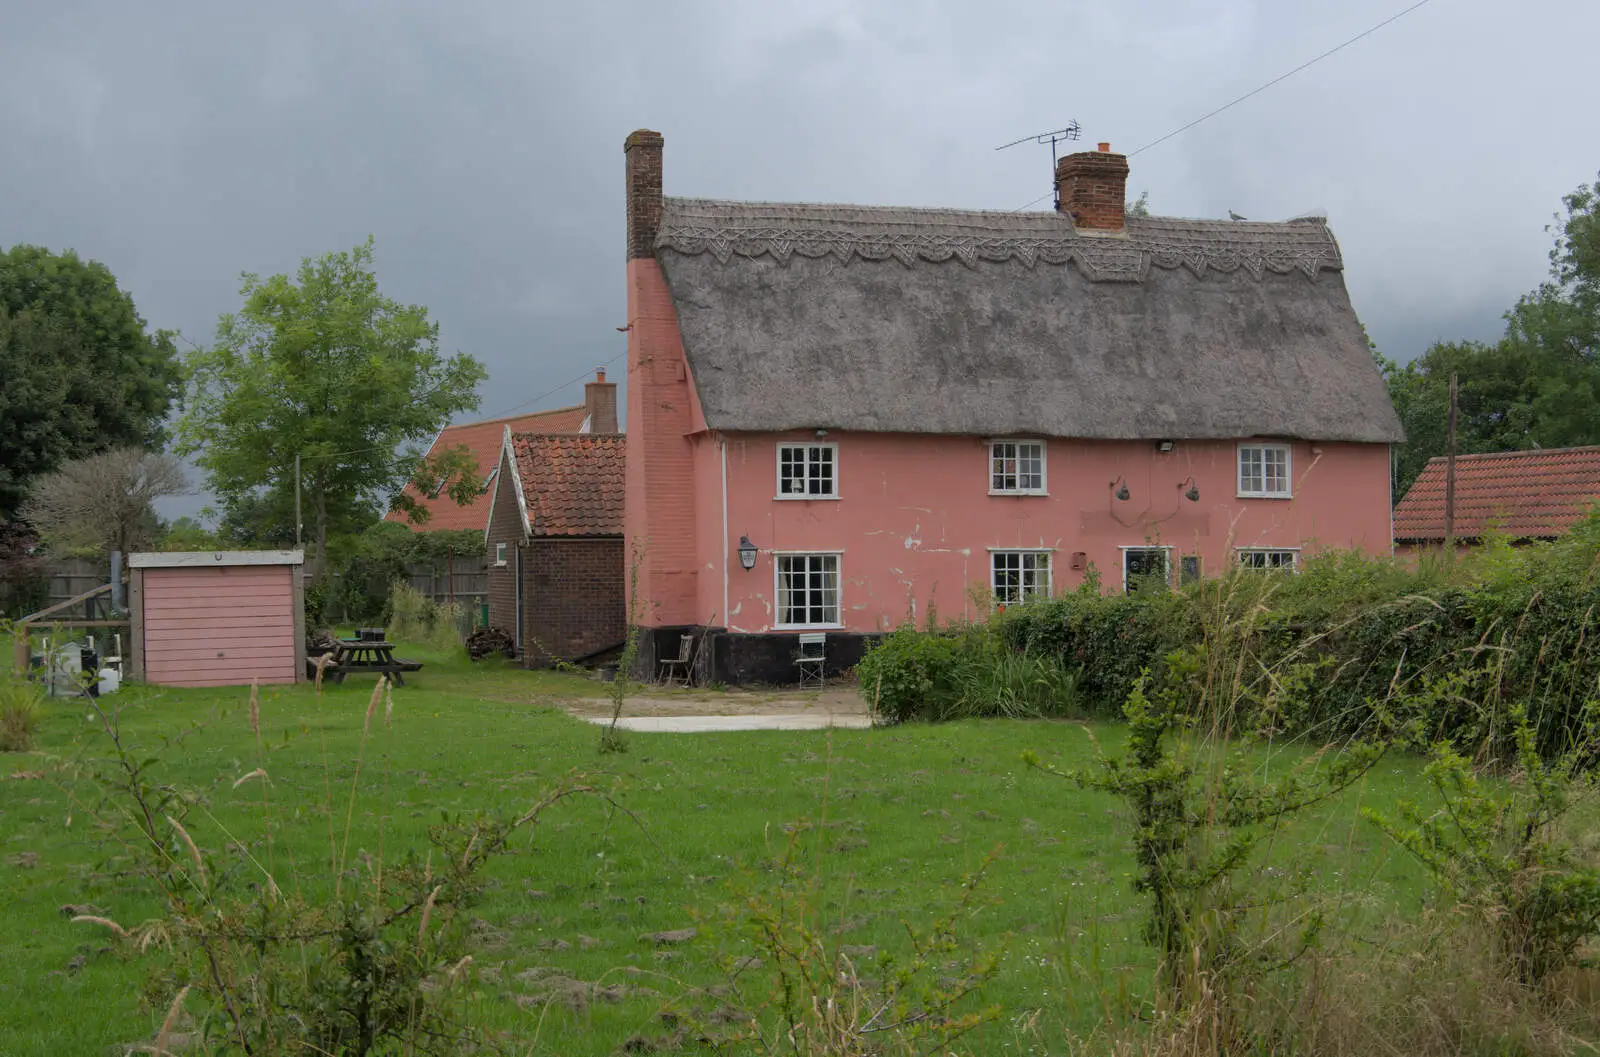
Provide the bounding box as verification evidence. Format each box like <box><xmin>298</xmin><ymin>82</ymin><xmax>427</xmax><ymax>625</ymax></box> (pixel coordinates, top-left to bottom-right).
<box><xmin>625</xmin><ymin>129</ymin><xmax>664</xmax><ymax>260</ymax></box>
<box><xmin>584</xmin><ymin>368</ymin><xmax>619</xmax><ymax>434</ymax></box>
<box><xmin>1055</xmin><ymin>142</ymin><xmax>1130</xmax><ymax>232</ymax></box>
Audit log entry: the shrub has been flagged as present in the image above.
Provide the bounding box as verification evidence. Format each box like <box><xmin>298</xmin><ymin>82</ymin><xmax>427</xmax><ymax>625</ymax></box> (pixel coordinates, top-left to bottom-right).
<box><xmin>387</xmin><ymin>580</ymin><xmax>465</xmax><ymax>652</ymax></box>
<box><xmin>1366</xmin><ymin>704</ymin><xmax>1600</xmax><ymax>986</ymax></box>
<box><xmin>0</xmin><ymin>680</ymin><xmax>43</xmax><ymax>752</ymax></box>
<box><xmin>858</xmin><ymin>620</ymin><xmax>1081</xmax><ymax>723</ymax></box>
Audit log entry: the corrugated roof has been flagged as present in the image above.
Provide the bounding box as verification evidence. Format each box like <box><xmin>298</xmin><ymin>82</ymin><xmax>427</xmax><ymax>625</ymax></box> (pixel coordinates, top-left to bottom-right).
<box><xmin>1393</xmin><ymin>446</ymin><xmax>1600</xmax><ymax>541</ymax></box>
<box><xmin>655</xmin><ymin>197</ymin><xmax>1404</xmax><ymax>444</ymax></box>
<box><xmin>386</xmin><ymin>405</ymin><xmax>587</xmax><ymax>531</ymax></box>
<box><xmin>511</xmin><ymin>433</ymin><xmax>625</xmax><ymax>536</ymax></box>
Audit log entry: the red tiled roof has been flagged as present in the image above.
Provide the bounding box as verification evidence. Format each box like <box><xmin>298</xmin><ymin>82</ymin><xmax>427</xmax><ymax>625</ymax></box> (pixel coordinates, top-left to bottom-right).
<box><xmin>385</xmin><ymin>405</ymin><xmax>587</xmax><ymax>531</ymax></box>
<box><xmin>511</xmin><ymin>433</ymin><xmax>626</xmax><ymax>536</ymax></box>
<box><xmin>1393</xmin><ymin>446</ymin><xmax>1600</xmax><ymax>541</ymax></box>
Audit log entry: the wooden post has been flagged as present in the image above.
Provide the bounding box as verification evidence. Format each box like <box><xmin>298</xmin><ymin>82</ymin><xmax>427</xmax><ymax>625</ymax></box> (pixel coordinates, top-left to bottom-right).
<box><xmin>128</xmin><ymin>569</ymin><xmax>144</xmax><ymax>681</ymax></box>
<box><xmin>1445</xmin><ymin>372</ymin><xmax>1458</xmax><ymax>559</ymax></box>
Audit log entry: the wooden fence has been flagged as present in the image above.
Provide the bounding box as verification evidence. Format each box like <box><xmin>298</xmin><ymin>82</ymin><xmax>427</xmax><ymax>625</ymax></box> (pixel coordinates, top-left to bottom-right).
<box><xmin>405</xmin><ymin>558</ymin><xmax>488</xmax><ymax>621</ymax></box>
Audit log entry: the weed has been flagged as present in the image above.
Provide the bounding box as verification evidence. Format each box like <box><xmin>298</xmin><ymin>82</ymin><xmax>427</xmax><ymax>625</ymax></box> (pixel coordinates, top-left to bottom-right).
<box><xmin>0</xmin><ymin>679</ymin><xmax>43</xmax><ymax>752</ymax></box>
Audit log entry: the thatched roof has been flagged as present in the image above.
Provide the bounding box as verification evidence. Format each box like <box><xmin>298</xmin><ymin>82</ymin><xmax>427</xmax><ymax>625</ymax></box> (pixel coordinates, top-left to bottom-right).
<box><xmin>655</xmin><ymin>198</ymin><xmax>1404</xmax><ymax>443</ymax></box>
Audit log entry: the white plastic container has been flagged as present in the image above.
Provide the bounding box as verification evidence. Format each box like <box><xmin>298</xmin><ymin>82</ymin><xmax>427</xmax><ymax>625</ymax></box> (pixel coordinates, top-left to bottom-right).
<box><xmin>97</xmin><ymin>668</ymin><xmax>120</xmax><ymax>695</ymax></box>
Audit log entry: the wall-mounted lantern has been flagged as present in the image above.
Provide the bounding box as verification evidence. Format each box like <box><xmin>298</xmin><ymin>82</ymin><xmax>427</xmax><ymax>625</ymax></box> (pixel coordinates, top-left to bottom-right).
<box><xmin>738</xmin><ymin>535</ymin><xmax>758</xmax><ymax>571</ymax></box>
<box><xmin>1112</xmin><ymin>476</ymin><xmax>1131</xmax><ymax>501</ymax></box>
<box><xmin>1180</xmin><ymin>476</ymin><xmax>1200</xmax><ymax>502</ymax></box>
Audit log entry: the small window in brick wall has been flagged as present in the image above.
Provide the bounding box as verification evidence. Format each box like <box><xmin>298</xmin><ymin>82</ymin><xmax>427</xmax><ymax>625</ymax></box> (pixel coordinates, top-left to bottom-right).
<box><xmin>495</xmin><ymin>542</ymin><xmax>507</xmax><ymax>566</ymax></box>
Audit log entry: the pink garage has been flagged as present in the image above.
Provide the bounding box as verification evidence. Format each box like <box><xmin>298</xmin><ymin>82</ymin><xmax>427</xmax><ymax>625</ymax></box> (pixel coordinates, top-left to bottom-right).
<box><xmin>128</xmin><ymin>551</ymin><xmax>306</xmax><ymax>688</ymax></box>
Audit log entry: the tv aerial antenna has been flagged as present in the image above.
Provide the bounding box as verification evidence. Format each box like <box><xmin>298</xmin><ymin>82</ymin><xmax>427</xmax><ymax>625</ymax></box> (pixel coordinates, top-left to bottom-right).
<box><xmin>996</xmin><ymin>122</ymin><xmax>1081</xmax><ymax>208</ymax></box>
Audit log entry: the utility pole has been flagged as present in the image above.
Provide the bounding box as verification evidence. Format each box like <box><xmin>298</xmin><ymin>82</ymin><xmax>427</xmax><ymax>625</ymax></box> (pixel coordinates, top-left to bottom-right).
<box><xmin>1445</xmin><ymin>372</ymin><xmax>1458</xmax><ymax>559</ymax></box>
<box><xmin>294</xmin><ymin>453</ymin><xmax>302</xmax><ymax>549</ymax></box>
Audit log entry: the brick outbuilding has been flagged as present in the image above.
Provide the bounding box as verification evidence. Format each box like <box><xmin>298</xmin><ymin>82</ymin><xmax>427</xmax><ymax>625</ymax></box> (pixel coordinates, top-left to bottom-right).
<box><xmin>484</xmin><ymin>416</ymin><xmax>626</xmax><ymax>666</ymax></box>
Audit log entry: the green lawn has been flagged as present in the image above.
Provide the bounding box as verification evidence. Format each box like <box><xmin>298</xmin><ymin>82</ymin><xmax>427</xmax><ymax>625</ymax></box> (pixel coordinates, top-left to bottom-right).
<box><xmin>0</xmin><ymin>646</ymin><xmax>1433</xmax><ymax>1055</ymax></box>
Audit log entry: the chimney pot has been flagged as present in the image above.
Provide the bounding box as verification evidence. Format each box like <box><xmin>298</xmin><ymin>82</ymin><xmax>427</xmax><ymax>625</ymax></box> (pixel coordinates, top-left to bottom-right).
<box><xmin>1055</xmin><ymin>146</ymin><xmax>1131</xmax><ymax>232</ymax></box>
<box><xmin>584</xmin><ymin>369</ymin><xmax>619</xmax><ymax>434</ymax></box>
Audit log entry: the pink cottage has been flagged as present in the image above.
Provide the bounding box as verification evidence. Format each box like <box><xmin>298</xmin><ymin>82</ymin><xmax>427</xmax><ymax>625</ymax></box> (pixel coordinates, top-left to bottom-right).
<box><xmin>622</xmin><ymin>130</ymin><xmax>1403</xmax><ymax>683</ymax></box>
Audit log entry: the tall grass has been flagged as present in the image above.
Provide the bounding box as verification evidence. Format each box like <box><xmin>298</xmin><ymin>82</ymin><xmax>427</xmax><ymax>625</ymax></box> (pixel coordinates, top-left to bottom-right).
<box><xmin>387</xmin><ymin>579</ymin><xmax>466</xmax><ymax>652</ymax></box>
<box><xmin>0</xmin><ymin>680</ymin><xmax>43</xmax><ymax>752</ymax></box>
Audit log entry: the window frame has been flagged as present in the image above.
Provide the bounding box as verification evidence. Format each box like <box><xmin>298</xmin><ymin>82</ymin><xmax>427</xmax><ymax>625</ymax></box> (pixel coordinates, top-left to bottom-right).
<box><xmin>774</xmin><ymin>442</ymin><xmax>841</xmax><ymax>500</ymax></box>
<box><xmin>988</xmin><ymin>439</ymin><xmax>1048</xmax><ymax>496</ymax></box>
<box><xmin>1236</xmin><ymin>441</ymin><xmax>1294</xmax><ymax>499</ymax></box>
<box><xmin>494</xmin><ymin>542</ymin><xmax>508</xmax><ymax>567</ymax></box>
<box><xmin>1179</xmin><ymin>554</ymin><xmax>1203</xmax><ymax>585</ymax></box>
<box><xmin>989</xmin><ymin>548</ymin><xmax>1054</xmax><ymax>606</ymax></box>
<box><xmin>773</xmin><ymin>551</ymin><xmax>844</xmax><ymax>630</ymax></box>
<box><xmin>1120</xmin><ymin>545</ymin><xmax>1174</xmax><ymax>592</ymax></box>
<box><xmin>1235</xmin><ymin>547</ymin><xmax>1300</xmax><ymax>572</ymax></box>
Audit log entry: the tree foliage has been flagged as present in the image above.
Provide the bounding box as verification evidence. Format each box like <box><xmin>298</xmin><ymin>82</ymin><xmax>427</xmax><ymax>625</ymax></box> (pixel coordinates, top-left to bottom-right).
<box><xmin>1385</xmin><ymin>173</ymin><xmax>1600</xmax><ymax>498</ymax></box>
<box><xmin>175</xmin><ymin>239</ymin><xmax>486</xmax><ymax>570</ymax></box>
<box><xmin>21</xmin><ymin>447</ymin><xmax>188</xmax><ymax>557</ymax></box>
<box><xmin>0</xmin><ymin>245</ymin><xmax>182</xmax><ymax>516</ymax></box>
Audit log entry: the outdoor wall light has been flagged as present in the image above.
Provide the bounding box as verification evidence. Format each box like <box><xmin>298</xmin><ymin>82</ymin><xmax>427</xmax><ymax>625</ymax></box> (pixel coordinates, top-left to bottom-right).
<box><xmin>737</xmin><ymin>535</ymin><xmax>758</xmax><ymax>570</ymax></box>
<box><xmin>814</xmin><ymin>428</ymin><xmax>829</xmax><ymax>438</ymax></box>
<box><xmin>1180</xmin><ymin>476</ymin><xmax>1200</xmax><ymax>502</ymax></box>
<box><xmin>1112</xmin><ymin>476</ymin><xmax>1131</xmax><ymax>501</ymax></box>
<box><xmin>1156</xmin><ymin>439</ymin><xmax>1175</xmax><ymax>453</ymax></box>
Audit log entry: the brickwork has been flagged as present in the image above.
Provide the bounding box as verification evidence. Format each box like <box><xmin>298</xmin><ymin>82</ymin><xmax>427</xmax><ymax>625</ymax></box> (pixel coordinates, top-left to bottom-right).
<box><xmin>625</xmin><ymin>129</ymin><xmax>664</xmax><ymax>261</ymax></box>
<box><xmin>484</xmin><ymin>446</ymin><xmax>524</xmax><ymax>638</ymax></box>
<box><xmin>1055</xmin><ymin>147</ymin><xmax>1129</xmax><ymax>231</ymax></box>
<box><xmin>584</xmin><ymin>369</ymin><xmax>619</xmax><ymax>434</ymax></box>
<box><xmin>625</xmin><ymin>129</ymin><xmax>700</xmax><ymax>629</ymax></box>
<box><xmin>521</xmin><ymin>538</ymin><xmax>626</xmax><ymax>665</ymax></box>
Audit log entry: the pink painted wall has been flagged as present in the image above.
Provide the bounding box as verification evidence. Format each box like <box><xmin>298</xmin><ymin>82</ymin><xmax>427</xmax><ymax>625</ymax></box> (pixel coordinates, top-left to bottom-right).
<box><xmin>624</xmin><ymin>257</ymin><xmax>701</xmax><ymax>626</ymax></box>
<box><xmin>142</xmin><ymin>566</ymin><xmax>296</xmax><ymax>687</ymax></box>
<box><xmin>692</xmin><ymin>430</ymin><xmax>1393</xmax><ymax>634</ymax></box>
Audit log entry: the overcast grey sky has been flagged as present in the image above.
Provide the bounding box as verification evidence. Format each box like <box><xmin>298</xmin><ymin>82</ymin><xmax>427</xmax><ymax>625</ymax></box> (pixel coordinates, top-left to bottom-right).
<box><xmin>4</xmin><ymin>0</ymin><xmax>1597</xmax><ymax>518</ymax></box>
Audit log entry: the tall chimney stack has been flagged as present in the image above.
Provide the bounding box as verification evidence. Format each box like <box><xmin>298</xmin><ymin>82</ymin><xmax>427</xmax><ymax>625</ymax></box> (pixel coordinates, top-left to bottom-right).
<box><xmin>1055</xmin><ymin>142</ymin><xmax>1130</xmax><ymax>232</ymax></box>
<box><xmin>624</xmin><ymin>129</ymin><xmax>664</xmax><ymax>260</ymax></box>
<box><xmin>584</xmin><ymin>368</ymin><xmax>619</xmax><ymax>434</ymax></box>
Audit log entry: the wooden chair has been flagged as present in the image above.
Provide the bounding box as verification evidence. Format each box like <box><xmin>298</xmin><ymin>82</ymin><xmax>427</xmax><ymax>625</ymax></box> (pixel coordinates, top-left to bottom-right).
<box><xmin>795</xmin><ymin>633</ymin><xmax>826</xmax><ymax>690</ymax></box>
<box><xmin>658</xmin><ymin>633</ymin><xmax>694</xmax><ymax>687</ymax></box>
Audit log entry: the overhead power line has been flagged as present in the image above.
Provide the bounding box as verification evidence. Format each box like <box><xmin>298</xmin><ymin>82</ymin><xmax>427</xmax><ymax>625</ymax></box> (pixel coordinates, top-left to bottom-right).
<box><xmin>1010</xmin><ymin>0</ymin><xmax>1438</xmax><ymax>210</ymax></box>
<box><xmin>1128</xmin><ymin>0</ymin><xmax>1436</xmax><ymax>158</ymax></box>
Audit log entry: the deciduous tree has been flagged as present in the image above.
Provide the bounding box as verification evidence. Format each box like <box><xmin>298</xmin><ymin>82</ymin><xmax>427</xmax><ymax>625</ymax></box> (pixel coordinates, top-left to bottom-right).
<box><xmin>0</xmin><ymin>246</ymin><xmax>182</xmax><ymax>516</ymax></box>
<box><xmin>21</xmin><ymin>448</ymin><xmax>188</xmax><ymax>557</ymax></box>
<box><xmin>176</xmin><ymin>239</ymin><xmax>486</xmax><ymax>571</ymax></box>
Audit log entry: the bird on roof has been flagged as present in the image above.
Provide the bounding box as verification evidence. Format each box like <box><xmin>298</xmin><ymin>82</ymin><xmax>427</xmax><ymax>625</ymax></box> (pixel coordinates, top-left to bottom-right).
<box><xmin>1228</xmin><ymin>210</ymin><xmax>1248</xmax><ymax>221</ymax></box>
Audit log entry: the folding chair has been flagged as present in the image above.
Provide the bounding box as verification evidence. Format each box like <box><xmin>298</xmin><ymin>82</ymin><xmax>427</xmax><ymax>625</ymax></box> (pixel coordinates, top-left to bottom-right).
<box><xmin>658</xmin><ymin>633</ymin><xmax>694</xmax><ymax>687</ymax></box>
<box><xmin>795</xmin><ymin>633</ymin><xmax>826</xmax><ymax>690</ymax></box>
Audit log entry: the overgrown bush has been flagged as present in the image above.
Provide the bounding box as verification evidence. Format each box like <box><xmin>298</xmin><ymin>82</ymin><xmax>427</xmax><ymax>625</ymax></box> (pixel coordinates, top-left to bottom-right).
<box><xmin>387</xmin><ymin>580</ymin><xmax>465</xmax><ymax>652</ymax></box>
<box><xmin>857</xmin><ymin>620</ymin><xmax>1080</xmax><ymax>723</ymax></box>
<box><xmin>0</xmin><ymin>680</ymin><xmax>43</xmax><ymax>752</ymax></box>
<box><xmin>1367</xmin><ymin>704</ymin><xmax>1600</xmax><ymax>987</ymax></box>
<box><xmin>995</xmin><ymin>511</ymin><xmax>1600</xmax><ymax>759</ymax></box>
<box><xmin>321</xmin><ymin>522</ymin><xmax>483</xmax><ymax>625</ymax></box>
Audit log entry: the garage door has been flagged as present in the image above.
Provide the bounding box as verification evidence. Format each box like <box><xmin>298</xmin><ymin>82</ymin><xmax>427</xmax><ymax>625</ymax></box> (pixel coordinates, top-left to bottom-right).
<box><xmin>142</xmin><ymin>565</ymin><xmax>296</xmax><ymax>687</ymax></box>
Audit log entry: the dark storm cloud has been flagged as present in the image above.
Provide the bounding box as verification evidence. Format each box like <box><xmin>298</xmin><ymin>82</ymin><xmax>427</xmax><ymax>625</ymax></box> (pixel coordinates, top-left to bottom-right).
<box><xmin>3</xmin><ymin>0</ymin><xmax>1597</xmax><ymax>518</ymax></box>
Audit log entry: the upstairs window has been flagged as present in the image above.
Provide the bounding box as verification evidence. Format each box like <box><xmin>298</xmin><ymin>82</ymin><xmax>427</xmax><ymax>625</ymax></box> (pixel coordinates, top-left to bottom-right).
<box><xmin>776</xmin><ymin>553</ymin><xmax>841</xmax><ymax>628</ymax></box>
<box><xmin>992</xmin><ymin>550</ymin><xmax>1051</xmax><ymax>605</ymax></box>
<box><xmin>778</xmin><ymin>444</ymin><xmax>838</xmax><ymax>498</ymax></box>
<box><xmin>990</xmin><ymin>440</ymin><xmax>1046</xmax><ymax>494</ymax></box>
<box><xmin>1237</xmin><ymin>548</ymin><xmax>1298</xmax><ymax>572</ymax></box>
<box><xmin>1238</xmin><ymin>443</ymin><xmax>1292</xmax><ymax>498</ymax></box>
<box><xmin>494</xmin><ymin>542</ymin><xmax>508</xmax><ymax>567</ymax></box>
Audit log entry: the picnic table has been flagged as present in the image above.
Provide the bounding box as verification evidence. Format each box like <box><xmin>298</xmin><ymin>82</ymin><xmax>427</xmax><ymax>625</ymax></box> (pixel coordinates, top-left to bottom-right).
<box><xmin>324</xmin><ymin>638</ymin><xmax>423</xmax><ymax>686</ymax></box>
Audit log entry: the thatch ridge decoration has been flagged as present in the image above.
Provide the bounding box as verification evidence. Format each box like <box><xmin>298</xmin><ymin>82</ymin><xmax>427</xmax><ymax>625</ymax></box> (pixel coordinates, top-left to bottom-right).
<box><xmin>657</xmin><ymin>198</ymin><xmax>1343</xmax><ymax>282</ymax></box>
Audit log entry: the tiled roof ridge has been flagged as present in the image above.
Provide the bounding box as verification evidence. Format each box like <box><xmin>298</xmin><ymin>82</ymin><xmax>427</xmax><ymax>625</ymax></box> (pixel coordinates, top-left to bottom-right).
<box><xmin>1421</xmin><ymin>445</ymin><xmax>1600</xmax><ymax>463</ymax></box>
<box><xmin>452</xmin><ymin>404</ymin><xmax>586</xmax><ymax>430</ymax></box>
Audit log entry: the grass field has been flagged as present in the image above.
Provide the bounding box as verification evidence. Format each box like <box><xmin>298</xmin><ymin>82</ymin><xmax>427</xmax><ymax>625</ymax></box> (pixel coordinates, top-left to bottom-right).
<box><xmin>0</xmin><ymin>645</ymin><xmax>1434</xmax><ymax>1055</ymax></box>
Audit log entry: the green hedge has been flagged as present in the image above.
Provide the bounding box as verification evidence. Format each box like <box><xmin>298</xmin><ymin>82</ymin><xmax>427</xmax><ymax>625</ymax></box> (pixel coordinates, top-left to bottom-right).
<box><xmin>989</xmin><ymin>515</ymin><xmax>1600</xmax><ymax>757</ymax></box>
